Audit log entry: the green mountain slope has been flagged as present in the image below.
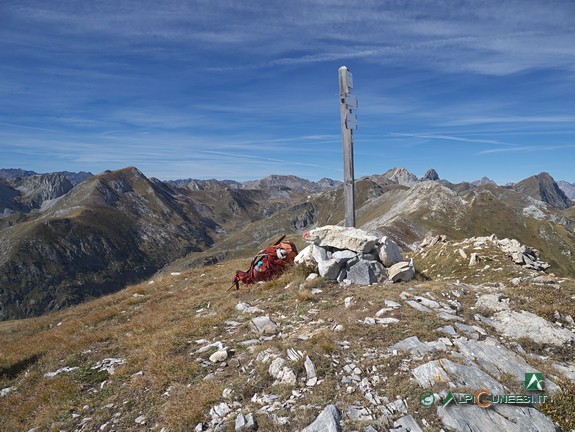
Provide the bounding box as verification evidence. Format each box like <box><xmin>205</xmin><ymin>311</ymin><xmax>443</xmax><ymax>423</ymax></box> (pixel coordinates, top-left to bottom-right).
<box><xmin>0</xmin><ymin>167</ymin><xmax>217</xmax><ymax>320</ymax></box>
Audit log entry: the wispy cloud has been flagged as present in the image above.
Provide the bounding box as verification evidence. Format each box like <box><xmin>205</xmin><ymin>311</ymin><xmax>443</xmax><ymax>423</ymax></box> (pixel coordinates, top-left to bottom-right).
<box><xmin>391</xmin><ymin>133</ymin><xmax>520</xmax><ymax>147</ymax></box>
<box><xmin>478</xmin><ymin>144</ymin><xmax>575</xmax><ymax>155</ymax></box>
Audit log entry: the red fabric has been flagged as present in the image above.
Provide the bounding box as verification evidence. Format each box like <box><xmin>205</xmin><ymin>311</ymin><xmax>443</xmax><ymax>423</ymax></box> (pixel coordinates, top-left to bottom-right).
<box><xmin>232</xmin><ymin>241</ymin><xmax>298</xmax><ymax>289</ymax></box>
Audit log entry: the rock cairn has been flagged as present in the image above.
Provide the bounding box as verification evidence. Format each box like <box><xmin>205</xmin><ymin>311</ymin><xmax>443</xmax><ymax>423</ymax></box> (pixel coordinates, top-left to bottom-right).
<box><xmin>295</xmin><ymin>225</ymin><xmax>415</xmax><ymax>285</ymax></box>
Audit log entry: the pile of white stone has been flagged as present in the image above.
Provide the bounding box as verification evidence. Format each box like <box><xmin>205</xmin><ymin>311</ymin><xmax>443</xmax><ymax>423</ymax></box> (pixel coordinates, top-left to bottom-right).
<box><xmin>294</xmin><ymin>225</ymin><xmax>415</xmax><ymax>285</ymax></box>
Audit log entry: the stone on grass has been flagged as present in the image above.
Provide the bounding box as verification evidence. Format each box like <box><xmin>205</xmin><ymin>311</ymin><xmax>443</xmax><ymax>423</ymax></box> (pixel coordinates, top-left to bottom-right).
<box><xmin>389</xmin><ymin>336</ymin><xmax>447</xmax><ymax>357</ymax></box>
<box><xmin>235</xmin><ymin>413</ymin><xmax>258</xmax><ymax>431</ymax></box>
<box><xmin>301</xmin><ymin>404</ymin><xmax>342</xmax><ymax>432</ymax></box>
<box><xmin>346</xmin><ymin>405</ymin><xmax>374</xmax><ymax>421</ymax></box>
<box><xmin>469</xmin><ymin>252</ymin><xmax>479</xmax><ymax>266</ymax></box>
<box><xmin>268</xmin><ymin>358</ymin><xmax>297</xmax><ymax>386</ymax></box>
<box><xmin>250</xmin><ymin>316</ymin><xmax>279</xmax><ymax>335</ymax></box>
<box><xmin>452</xmin><ymin>338</ymin><xmax>560</xmax><ymax>394</ymax></box>
<box><xmin>405</xmin><ymin>300</ymin><xmax>431</xmax><ymax>313</ymax></box>
<box><xmin>210</xmin><ymin>402</ymin><xmax>232</xmax><ymax>419</ymax></box>
<box><xmin>209</xmin><ymin>349</ymin><xmax>228</xmax><ymax>363</ymax></box>
<box><xmin>304</xmin><ymin>356</ymin><xmax>317</xmax><ymax>384</ymax></box>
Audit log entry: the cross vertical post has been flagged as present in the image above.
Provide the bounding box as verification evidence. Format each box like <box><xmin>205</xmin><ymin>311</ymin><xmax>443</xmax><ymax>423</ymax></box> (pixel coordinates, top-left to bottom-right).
<box><xmin>339</xmin><ymin>66</ymin><xmax>357</xmax><ymax>227</ymax></box>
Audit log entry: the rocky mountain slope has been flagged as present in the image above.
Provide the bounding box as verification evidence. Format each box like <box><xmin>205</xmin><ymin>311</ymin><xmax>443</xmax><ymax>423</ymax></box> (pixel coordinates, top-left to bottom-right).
<box><xmin>0</xmin><ymin>167</ymin><xmax>220</xmax><ymax>320</ymax></box>
<box><xmin>557</xmin><ymin>180</ymin><xmax>575</xmax><ymax>200</ymax></box>
<box><xmin>0</xmin><ymin>173</ymin><xmax>73</xmax><ymax>215</ymax></box>
<box><xmin>169</xmin><ymin>175</ymin><xmax>343</xmax><ymax>195</ymax></box>
<box><xmin>0</xmin><ymin>168</ymin><xmax>93</xmax><ymax>186</ymax></box>
<box><xmin>1</xmin><ymin>246</ymin><xmax>573</xmax><ymax>431</ymax></box>
<box><xmin>513</xmin><ymin>172</ymin><xmax>572</xmax><ymax>210</ymax></box>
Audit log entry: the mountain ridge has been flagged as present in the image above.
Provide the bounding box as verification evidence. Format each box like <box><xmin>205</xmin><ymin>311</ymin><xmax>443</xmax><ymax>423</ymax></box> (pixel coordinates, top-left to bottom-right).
<box><xmin>1</xmin><ymin>165</ymin><xmax>575</xmax><ymax>320</ymax></box>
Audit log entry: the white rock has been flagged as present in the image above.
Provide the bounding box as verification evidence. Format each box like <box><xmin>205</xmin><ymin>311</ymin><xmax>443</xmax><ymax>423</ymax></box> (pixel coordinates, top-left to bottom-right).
<box><xmin>44</xmin><ymin>366</ymin><xmax>79</xmax><ymax>378</ymax></box>
<box><xmin>210</xmin><ymin>402</ymin><xmax>232</xmax><ymax>419</ymax></box>
<box><xmin>475</xmin><ymin>294</ymin><xmax>510</xmax><ymax>312</ymax></box>
<box><xmin>376</xmin><ymin>317</ymin><xmax>400</xmax><ymax>325</ymax></box>
<box><xmin>331</xmin><ymin>250</ymin><xmax>357</xmax><ymax>263</ymax></box>
<box><xmin>387</xmin><ymin>259</ymin><xmax>415</xmax><ymax>283</ymax></box>
<box><xmin>304</xmin><ymin>356</ymin><xmax>317</xmax><ymax>381</ymax></box>
<box><xmin>235</xmin><ymin>413</ymin><xmax>258</xmax><ymax>431</ymax></box>
<box><xmin>209</xmin><ymin>349</ymin><xmax>228</xmax><ymax>363</ymax></box>
<box><xmin>344</xmin><ymin>296</ymin><xmax>354</xmax><ymax>309</ymax></box>
<box><xmin>92</xmin><ymin>358</ymin><xmax>126</xmax><ymax>375</ymax></box>
<box><xmin>134</xmin><ymin>415</ymin><xmax>146</xmax><ymax>425</ymax></box>
<box><xmin>376</xmin><ymin>236</ymin><xmax>403</xmax><ymax>267</ymax></box>
<box><xmin>287</xmin><ymin>348</ymin><xmax>304</xmax><ymax>362</ymax></box>
<box><xmin>375</xmin><ymin>308</ymin><xmax>392</xmax><ymax>317</ymax></box>
<box><xmin>250</xmin><ymin>316</ymin><xmax>279</xmax><ymax>335</ymax></box>
<box><xmin>489</xmin><ymin>310</ymin><xmax>575</xmax><ymax>346</ymax></box>
<box><xmin>235</xmin><ymin>302</ymin><xmax>263</xmax><ymax>314</ymax></box>
<box><xmin>0</xmin><ymin>386</ymin><xmax>16</xmax><ymax>397</ymax></box>
<box><xmin>301</xmin><ymin>404</ymin><xmax>342</xmax><ymax>432</ymax></box>
<box><xmin>385</xmin><ymin>300</ymin><xmax>401</xmax><ymax>308</ymax></box>
<box><xmin>469</xmin><ymin>253</ymin><xmax>479</xmax><ymax>266</ymax></box>
<box><xmin>306</xmin><ymin>273</ymin><xmax>319</xmax><ymax>281</ymax></box>
<box><xmin>295</xmin><ymin>245</ymin><xmax>316</xmax><ymax>268</ymax></box>
<box><xmin>303</xmin><ymin>225</ymin><xmax>379</xmax><ymax>253</ymax></box>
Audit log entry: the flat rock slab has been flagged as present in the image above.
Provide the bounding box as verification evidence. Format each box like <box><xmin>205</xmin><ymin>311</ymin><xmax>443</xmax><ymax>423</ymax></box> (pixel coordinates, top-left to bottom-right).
<box><xmin>406</xmin><ymin>300</ymin><xmax>432</xmax><ymax>313</ymax></box>
<box><xmin>489</xmin><ymin>309</ymin><xmax>575</xmax><ymax>346</ymax></box>
<box><xmin>475</xmin><ymin>293</ymin><xmax>510</xmax><ymax>312</ymax></box>
<box><xmin>413</xmin><ymin>359</ymin><xmax>505</xmax><ymax>393</ymax></box>
<box><xmin>438</xmin><ymin>402</ymin><xmax>560</xmax><ymax>432</ymax></box>
<box><xmin>302</xmin><ymin>404</ymin><xmax>342</xmax><ymax>432</ymax></box>
<box><xmin>453</xmin><ymin>338</ymin><xmax>561</xmax><ymax>394</ymax></box>
<box><xmin>303</xmin><ymin>225</ymin><xmax>378</xmax><ymax>253</ymax></box>
<box><xmin>389</xmin><ymin>336</ymin><xmax>447</xmax><ymax>356</ymax></box>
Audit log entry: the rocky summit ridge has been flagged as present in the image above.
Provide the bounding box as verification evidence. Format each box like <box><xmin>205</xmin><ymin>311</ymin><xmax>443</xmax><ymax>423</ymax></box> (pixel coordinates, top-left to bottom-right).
<box><xmin>0</xmin><ymin>231</ymin><xmax>574</xmax><ymax>431</ymax></box>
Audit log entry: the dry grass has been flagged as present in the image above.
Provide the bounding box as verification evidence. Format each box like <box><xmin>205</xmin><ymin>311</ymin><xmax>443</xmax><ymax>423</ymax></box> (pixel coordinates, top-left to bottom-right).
<box><xmin>1</xmin><ymin>256</ymin><xmax>574</xmax><ymax>431</ymax></box>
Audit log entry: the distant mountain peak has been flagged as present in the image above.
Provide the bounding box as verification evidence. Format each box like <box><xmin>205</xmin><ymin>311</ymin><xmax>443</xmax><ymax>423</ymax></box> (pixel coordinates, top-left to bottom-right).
<box><xmin>421</xmin><ymin>168</ymin><xmax>440</xmax><ymax>181</ymax></box>
<box><xmin>472</xmin><ymin>176</ymin><xmax>497</xmax><ymax>186</ymax></box>
<box><xmin>382</xmin><ymin>167</ymin><xmax>419</xmax><ymax>186</ymax></box>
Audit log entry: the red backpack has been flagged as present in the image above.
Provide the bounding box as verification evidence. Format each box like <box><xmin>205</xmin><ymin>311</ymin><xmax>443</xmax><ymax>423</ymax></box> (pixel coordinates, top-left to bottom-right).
<box><xmin>231</xmin><ymin>235</ymin><xmax>298</xmax><ymax>290</ymax></box>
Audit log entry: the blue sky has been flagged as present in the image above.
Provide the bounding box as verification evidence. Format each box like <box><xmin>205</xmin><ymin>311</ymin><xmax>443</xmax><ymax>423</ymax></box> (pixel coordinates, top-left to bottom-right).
<box><xmin>1</xmin><ymin>0</ymin><xmax>575</xmax><ymax>184</ymax></box>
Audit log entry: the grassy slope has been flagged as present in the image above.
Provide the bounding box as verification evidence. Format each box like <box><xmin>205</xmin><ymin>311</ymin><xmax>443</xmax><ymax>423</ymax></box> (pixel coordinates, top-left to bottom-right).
<box><xmin>1</xmin><ymin>259</ymin><xmax>574</xmax><ymax>431</ymax></box>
